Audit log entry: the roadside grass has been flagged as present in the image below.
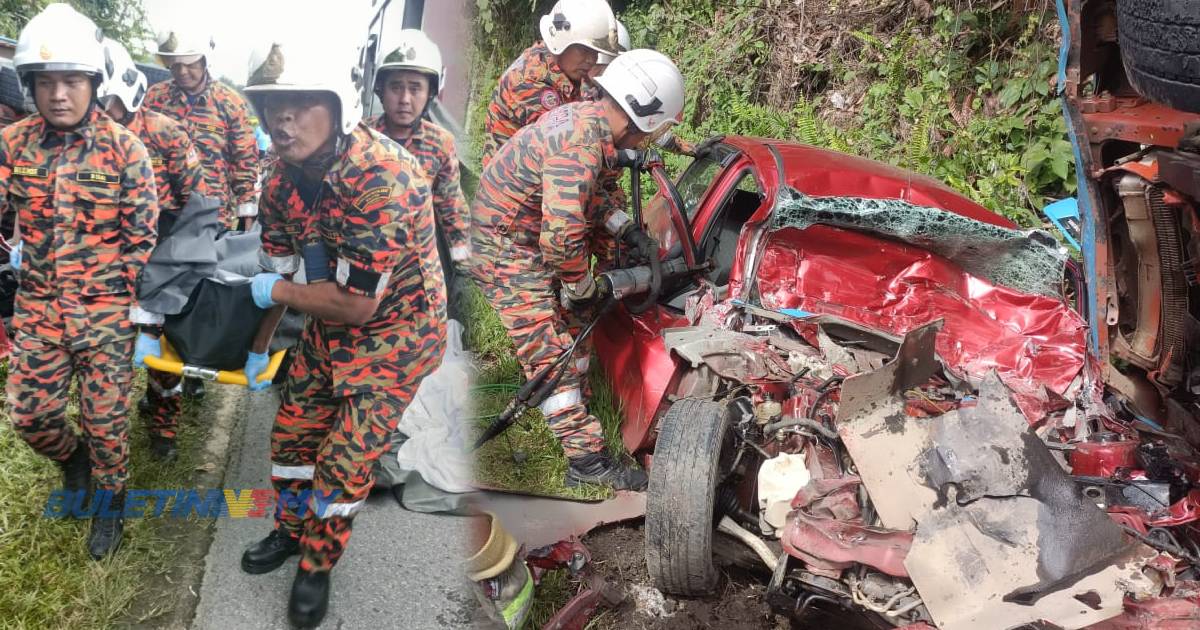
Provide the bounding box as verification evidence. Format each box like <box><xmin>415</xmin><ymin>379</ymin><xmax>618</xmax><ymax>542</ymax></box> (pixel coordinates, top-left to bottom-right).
<box><xmin>0</xmin><ymin>368</ymin><xmax>211</xmax><ymax>629</ymax></box>
<box><xmin>466</xmin><ymin>283</ymin><xmax>627</xmax><ymax>501</ymax></box>
<box><xmin>464</xmin><ymin>281</ymin><xmax>633</xmax><ymax>625</ymax></box>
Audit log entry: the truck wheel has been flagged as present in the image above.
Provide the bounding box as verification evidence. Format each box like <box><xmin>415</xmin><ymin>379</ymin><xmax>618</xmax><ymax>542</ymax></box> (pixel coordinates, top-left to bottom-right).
<box><xmin>1118</xmin><ymin>0</ymin><xmax>1200</xmax><ymax>113</ymax></box>
<box><xmin>645</xmin><ymin>397</ymin><xmax>736</xmax><ymax>596</ymax></box>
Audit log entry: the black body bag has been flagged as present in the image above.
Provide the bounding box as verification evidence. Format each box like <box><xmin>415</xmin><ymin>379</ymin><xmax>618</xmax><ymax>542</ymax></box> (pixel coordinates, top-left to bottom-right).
<box><xmin>164</xmin><ymin>278</ymin><xmax>266</xmax><ymax>371</ymax></box>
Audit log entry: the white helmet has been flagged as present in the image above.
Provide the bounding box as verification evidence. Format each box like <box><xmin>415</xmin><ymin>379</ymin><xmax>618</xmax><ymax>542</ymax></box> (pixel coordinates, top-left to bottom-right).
<box><xmin>245</xmin><ymin>40</ymin><xmax>364</xmax><ymax>136</ymax></box>
<box><xmin>596</xmin><ymin>20</ymin><xmax>631</xmax><ymax>65</ymax></box>
<box><xmin>98</xmin><ymin>38</ymin><xmax>147</xmax><ymax>113</ymax></box>
<box><xmin>13</xmin><ymin>3</ymin><xmax>105</xmax><ymax>90</ymax></box>
<box><xmin>155</xmin><ymin>27</ymin><xmax>214</xmax><ymax>65</ymax></box>
<box><xmin>538</xmin><ymin>0</ymin><xmax>618</xmax><ymax>56</ymax></box>
<box><xmin>594</xmin><ymin>49</ymin><xmax>684</xmax><ymax>134</ymax></box>
<box><xmin>376</xmin><ymin>29</ymin><xmax>444</xmax><ymax>97</ymax></box>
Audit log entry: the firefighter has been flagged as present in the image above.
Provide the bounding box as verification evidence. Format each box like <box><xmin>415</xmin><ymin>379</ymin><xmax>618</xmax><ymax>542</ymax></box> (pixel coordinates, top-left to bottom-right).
<box><xmin>370</xmin><ymin>29</ymin><xmax>469</xmax><ymax>313</ymax></box>
<box><xmin>0</xmin><ymin>3</ymin><xmax>159</xmax><ymax>559</ymax></box>
<box><xmin>469</xmin><ymin>49</ymin><xmax>685</xmax><ymax>490</ymax></box>
<box><xmin>145</xmin><ymin>26</ymin><xmax>259</xmax><ymax>401</ymax></box>
<box><xmin>237</xmin><ymin>40</ymin><xmax>446</xmax><ymax>627</ymax></box>
<box><xmin>587</xmin><ymin>22</ymin><xmax>700</xmax><ymax>157</ymax></box>
<box><xmin>98</xmin><ymin>38</ymin><xmax>204</xmax><ymax>463</ymax></box>
<box><xmin>481</xmin><ymin>0</ymin><xmax>618</xmax><ymax>166</ymax></box>
<box><xmin>144</xmin><ymin>27</ymin><xmax>259</xmax><ymax>230</ymax></box>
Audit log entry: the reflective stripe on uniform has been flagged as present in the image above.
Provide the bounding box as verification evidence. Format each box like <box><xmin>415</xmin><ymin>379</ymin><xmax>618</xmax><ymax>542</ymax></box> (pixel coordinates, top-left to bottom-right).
<box><xmin>271</xmin><ymin>463</ymin><xmax>314</xmax><ymax>480</ymax></box>
<box><xmin>539</xmin><ymin>388</ymin><xmax>582</xmax><ymax>416</ymax></box>
<box><xmin>336</xmin><ymin>258</ymin><xmax>390</xmax><ymax>296</ymax></box>
<box><xmin>129</xmin><ymin>304</ymin><xmax>166</xmax><ymax>325</ymax></box>
<box><xmin>259</xmin><ymin>250</ymin><xmax>300</xmax><ymax>274</ymax></box>
<box><xmin>450</xmin><ymin>244</ymin><xmax>470</xmax><ymax>262</ymax></box>
<box><xmin>316</xmin><ymin>498</ymin><xmax>365</xmax><ymax>519</ymax></box>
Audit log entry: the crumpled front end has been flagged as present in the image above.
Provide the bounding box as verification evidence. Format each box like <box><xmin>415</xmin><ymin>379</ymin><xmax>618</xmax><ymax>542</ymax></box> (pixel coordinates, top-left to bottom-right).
<box><xmin>660</xmin><ymin>191</ymin><xmax>1200</xmax><ymax>628</ymax></box>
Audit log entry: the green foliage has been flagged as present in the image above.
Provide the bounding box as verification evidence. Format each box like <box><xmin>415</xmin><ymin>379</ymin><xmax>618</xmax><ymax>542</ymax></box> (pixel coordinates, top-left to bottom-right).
<box><xmin>467</xmin><ymin>0</ymin><xmax>1075</xmax><ymax>226</ymax></box>
<box><xmin>0</xmin><ymin>0</ymin><xmax>150</xmax><ymax>55</ymax></box>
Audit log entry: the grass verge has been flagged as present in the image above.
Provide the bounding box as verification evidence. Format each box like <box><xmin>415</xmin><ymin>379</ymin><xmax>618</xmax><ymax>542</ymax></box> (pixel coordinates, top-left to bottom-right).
<box><xmin>466</xmin><ymin>283</ymin><xmax>627</xmax><ymax>501</ymax></box>
<box><xmin>0</xmin><ymin>369</ymin><xmax>213</xmax><ymax>629</ymax></box>
<box><xmin>464</xmin><ymin>281</ymin><xmax>635</xmax><ymax>622</ymax></box>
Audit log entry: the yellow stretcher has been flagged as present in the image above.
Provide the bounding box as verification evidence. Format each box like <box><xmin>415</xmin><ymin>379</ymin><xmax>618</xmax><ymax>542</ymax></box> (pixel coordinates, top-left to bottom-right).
<box><xmin>142</xmin><ymin>337</ymin><xmax>287</xmax><ymax>386</ymax></box>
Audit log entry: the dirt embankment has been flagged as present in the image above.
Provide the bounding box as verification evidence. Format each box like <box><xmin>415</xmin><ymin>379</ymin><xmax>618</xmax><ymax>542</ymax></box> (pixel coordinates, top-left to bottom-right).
<box><xmin>584</xmin><ymin>524</ymin><xmax>785</xmax><ymax>630</ymax></box>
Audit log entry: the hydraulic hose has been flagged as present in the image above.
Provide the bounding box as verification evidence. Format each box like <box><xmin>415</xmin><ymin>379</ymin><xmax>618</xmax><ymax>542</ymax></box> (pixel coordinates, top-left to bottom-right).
<box><xmin>626</xmin><ymin>250</ymin><xmax>661</xmax><ymax>314</ymax></box>
<box><xmin>473</xmin><ymin>299</ymin><xmax>612</xmax><ymax>450</ymax></box>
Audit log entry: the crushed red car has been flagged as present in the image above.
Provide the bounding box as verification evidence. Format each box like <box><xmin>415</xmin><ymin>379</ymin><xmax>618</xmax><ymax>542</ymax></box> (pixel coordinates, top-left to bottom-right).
<box><xmin>576</xmin><ymin>1</ymin><xmax>1200</xmax><ymax>627</ymax></box>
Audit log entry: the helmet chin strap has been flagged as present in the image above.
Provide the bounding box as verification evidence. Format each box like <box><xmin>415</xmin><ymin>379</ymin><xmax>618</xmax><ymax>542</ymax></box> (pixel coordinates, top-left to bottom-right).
<box><xmin>297</xmin><ymin>132</ymin><xmax>349</xmax><ymax>179</ymax></box>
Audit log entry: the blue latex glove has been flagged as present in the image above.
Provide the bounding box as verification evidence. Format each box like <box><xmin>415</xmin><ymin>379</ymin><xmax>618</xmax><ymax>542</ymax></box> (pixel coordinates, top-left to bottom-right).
<box><xmin>8</xmin><ymin>240</ymin><xmax>21</xmax><ymax>271</ymax></box>
<box><xmin>244</xmin><ymin>351</ymin><xmax>271</xmax><ymax>391</ymax></box>
<box><xmin>133</xmin><ymin>332</ymin><xmax>161</xmax><ymax>368</ymax></box>
<box><xmin>250</xmin><ymin>273</ymin><xmax>282</xmax><ymax>309</ymax></box>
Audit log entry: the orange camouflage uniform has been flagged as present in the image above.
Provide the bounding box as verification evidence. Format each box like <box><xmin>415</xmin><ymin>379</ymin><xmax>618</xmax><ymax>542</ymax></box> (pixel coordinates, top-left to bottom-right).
<box><xmin>0</xmin><ymin>107</ymin><xmax>159</xmax><ymax>492</ymax></box>
<box><xmin>121</xmin><ymin>108</ymin><xmax>204</xmax><ymax>441</ymax></box>
<box><xmin>260</xmin><ymin>124</ymin><xmax>446</xmax><ymax>572</ymax></box>
<box><xmin>482</xmin><ymin>42</ymin><xmax>587</xmax><ymax>167</ymax></box>
<box><xmin>469</xmin><ymin>101</ymin><xmax>630</xmax><ymax>457</ymax></box>
<box><xmin>367</xmin><ymin>116</ymin><xmax>469</xmax><ymax>267</ymax></box>
<box><xmin>144</xmin><ymin>77</ymin><xmax>259</xmax><ymax>227</ymax></box>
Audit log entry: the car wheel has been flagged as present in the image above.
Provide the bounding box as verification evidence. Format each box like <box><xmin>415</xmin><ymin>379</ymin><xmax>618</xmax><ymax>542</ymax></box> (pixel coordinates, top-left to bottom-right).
<box><xmin>1118</xmin><ymin>0</ymin><xmax>1200</xmax><ymax>113</ymax></box>
<box><xmin>0</xmin><ymin>65</ymin><xmax>25</xmax><ymax>114</ymax></box>
<box><xmin>645</xmin><ymin>397</ymin><xmax>736</xmax><ymax>596</ymax></box>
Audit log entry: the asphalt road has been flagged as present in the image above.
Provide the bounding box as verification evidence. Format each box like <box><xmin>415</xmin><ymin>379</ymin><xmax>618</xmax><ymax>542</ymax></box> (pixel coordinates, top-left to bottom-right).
<box><xmin>191</xmin><ymin>387</ymin><xmax>478</xmax><ymax>630</ymax></box>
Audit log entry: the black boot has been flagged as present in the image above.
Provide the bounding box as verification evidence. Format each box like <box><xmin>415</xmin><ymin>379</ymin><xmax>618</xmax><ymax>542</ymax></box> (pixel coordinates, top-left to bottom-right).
<box><xmin>87</xmin><ymin>490</ymin><xmax>125</xmax><ymax>560</ymax></box>
<box><xmin>137</xmin><ymin>395</ymin><xmax>152</xmax><ymax>417</ymax></box>
<box><xmin>566</xmin><ymin>452</ymin><xmax>649</xmax><ymax>491</ymax></box>
<box><xmin>288</xmin><ymin>567</ymin><xmax>330</xmax><ymax>628</ymax></box>
<box><xmin>241</xmin><ymin>529</ymin><xmax>300</xmax><ymax>574</ymax></box>
<box><xmin>149</xmin><ymin>435</ymin><xmax>177</xmax><ymax>463</ymax></box>
<box><xmin>58</xmin><ymin>441</ymin><xmax>91</xmax><ymax>493</ymax></box>
<box><xmin>182</xmin><ymin>377</ymin><xmax>206</xmax><ymax>400</ymax></box>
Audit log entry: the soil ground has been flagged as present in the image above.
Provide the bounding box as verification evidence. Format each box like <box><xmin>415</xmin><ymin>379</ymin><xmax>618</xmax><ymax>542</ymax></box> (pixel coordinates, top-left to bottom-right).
<box><xmin>574</xmin><ymin>524</ymin><xmax>788</xmax><ymax>630</ymax></box>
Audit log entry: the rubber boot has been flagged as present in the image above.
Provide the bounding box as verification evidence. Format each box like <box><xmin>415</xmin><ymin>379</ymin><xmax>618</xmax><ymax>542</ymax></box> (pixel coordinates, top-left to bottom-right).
<box><xmin>149</xmin><ymin>435</ymin><xmax>177</xmax><ymax>463</ymax></box>
<box><xmin>565</xmin><ymin>451</ymin><xmax>648</xmax><ymax>491</ymax></box>
<box><xmin>468</xmin><ymin>513</ymin><xmax>533</xmax><ymax>630</ymax></box>
<box><xmin>288</xmin><ymin>567</ymin><xmax>330</xmax><ymax>628</ymax></box>
<box><xmin>87</xmin><ymin>490</ymin><xmax>124</xmax><ymax>560</ymax></box>
<box><xmin>182</xmin><ymin>377</ymin><xmax>206</xmax><ymax>400</ymax></box>
<box><xmin>241</xmin><ymin>529</ymin><xmax>300</xmax><ymax>574</ymax></box>
<box><xmin>58</xmin><ymin>441</ymin><xmax>91</xmax><ymax>493</ymax></box>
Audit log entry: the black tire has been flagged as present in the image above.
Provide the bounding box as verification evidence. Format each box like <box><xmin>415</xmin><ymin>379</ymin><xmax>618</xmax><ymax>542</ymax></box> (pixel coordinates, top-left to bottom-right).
<box><xmin>645</xmin><ymin>397</ymin><xmax>735</xmax><ymax>596</ymax></box>
<box><xmin>1118</xmin><ymin>0</ymin><xmax>1200</xmax><ymax>113</ymax></box>
<box><xmin>0</xmin><ymin>64</ymin><xmax>25</xmax><ymax>112</ymax></box>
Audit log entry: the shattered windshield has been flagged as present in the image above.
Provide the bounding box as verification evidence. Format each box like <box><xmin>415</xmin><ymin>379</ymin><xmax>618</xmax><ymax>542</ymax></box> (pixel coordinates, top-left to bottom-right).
<box><xmin>769</xmin><ymin>188</ymin><xmax>1069</xmax><ymax>297</ymax></box>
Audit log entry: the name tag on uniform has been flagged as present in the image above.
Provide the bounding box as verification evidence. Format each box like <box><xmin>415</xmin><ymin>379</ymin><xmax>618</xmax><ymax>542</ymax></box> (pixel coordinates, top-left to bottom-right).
<box><xmin>194</xmin><ymin>122</ymin><xmax>222</xmax><ymax>134</ymax></box>
<box><xmin>75</xmin><ymin>171</ymin><xmax>121</xmax><ymax>185</ymax></box>
<box><xmin>150</xmin><ymin>157</ymin><xmax>164</xmax><ymax>168</ymax></box>
<box><xmin>13</xmin><ymin>166</ymin><xmax>47</xmax><ymax>178</ymax></box>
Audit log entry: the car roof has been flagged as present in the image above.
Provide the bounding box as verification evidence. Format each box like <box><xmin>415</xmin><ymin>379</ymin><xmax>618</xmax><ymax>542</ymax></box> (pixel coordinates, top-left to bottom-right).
<box><xmin>727</xmin><ymin>137</ymin><xmax>1015</xmax><ymax>229</ymax></box>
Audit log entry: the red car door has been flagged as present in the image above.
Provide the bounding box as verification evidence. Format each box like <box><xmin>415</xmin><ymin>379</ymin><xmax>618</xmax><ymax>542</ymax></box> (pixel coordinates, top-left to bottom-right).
<box><xmin>594</xmin><ymin>145</ymin><xmax>772</xmax><ymax>456</ymax></box>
